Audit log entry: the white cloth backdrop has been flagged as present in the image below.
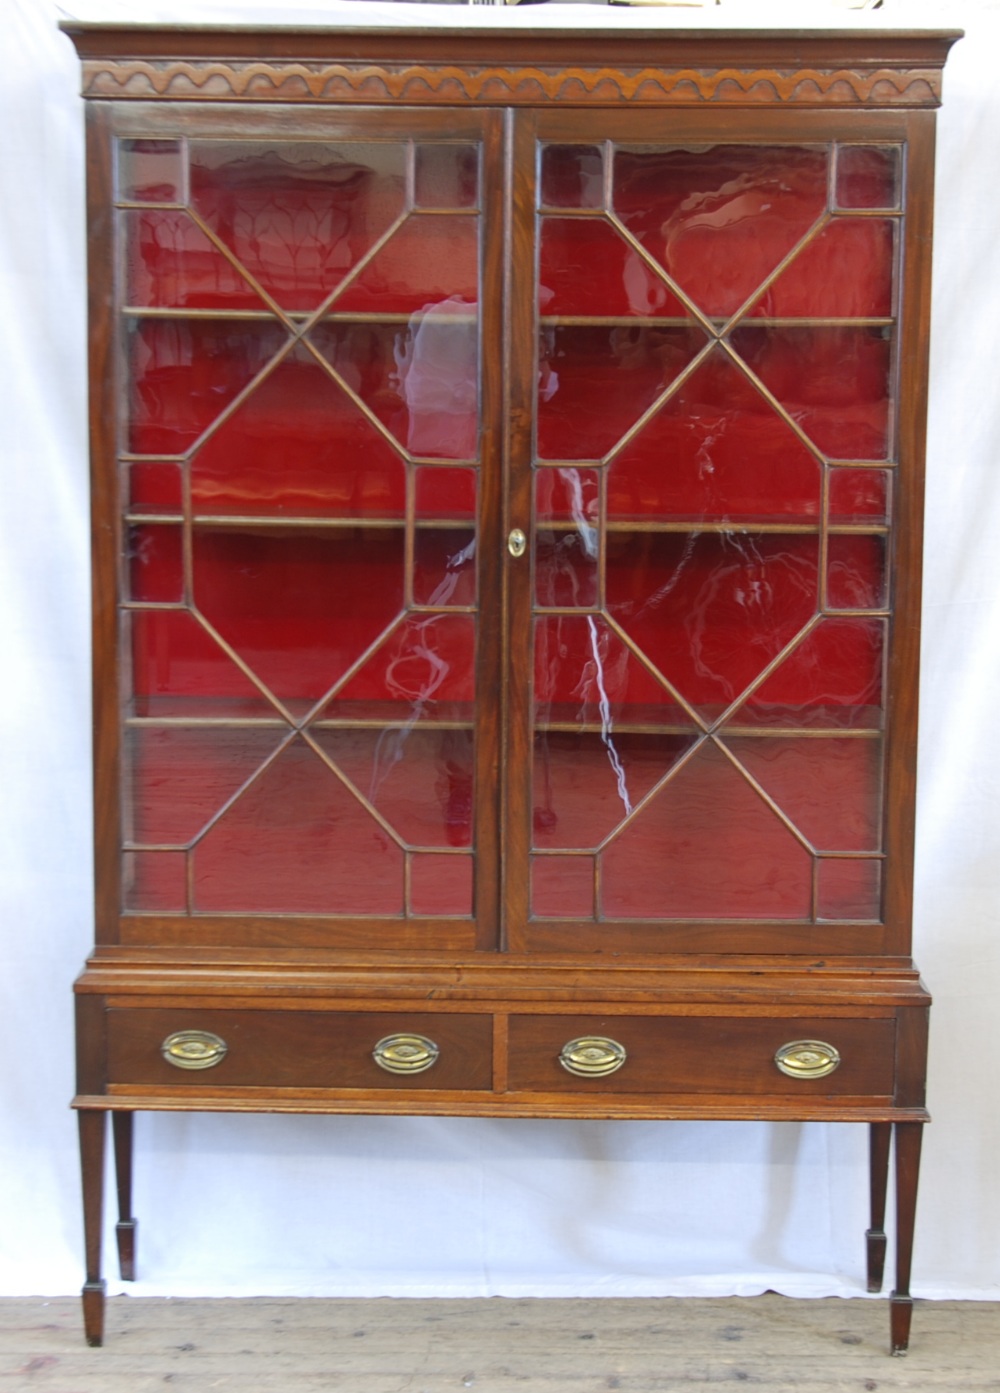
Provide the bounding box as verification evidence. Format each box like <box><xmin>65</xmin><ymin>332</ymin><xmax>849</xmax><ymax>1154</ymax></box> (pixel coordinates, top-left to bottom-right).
<box><xmin>1</xmin><ymin>0</ymin><xmax>998</xmax><ymax>1302</ymax></box>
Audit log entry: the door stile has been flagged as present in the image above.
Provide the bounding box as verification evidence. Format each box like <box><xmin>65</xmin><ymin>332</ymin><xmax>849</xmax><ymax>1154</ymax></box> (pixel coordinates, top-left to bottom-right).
<box><xmin>472</xmin><ymin>108</ymin><xmax>507</xmax><ymax>951</ymax></box>
<box><xmin>502</xmin><ymin>109</ymin><xmax>540</xmax><ymax>954</ymax></box>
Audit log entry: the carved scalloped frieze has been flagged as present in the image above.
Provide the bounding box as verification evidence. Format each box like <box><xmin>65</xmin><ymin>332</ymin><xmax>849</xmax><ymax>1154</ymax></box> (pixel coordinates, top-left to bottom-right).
<box><xmin>79</xmin><ymin>58</ymin><xmax>942</xmax><ymax>107</ymax></box>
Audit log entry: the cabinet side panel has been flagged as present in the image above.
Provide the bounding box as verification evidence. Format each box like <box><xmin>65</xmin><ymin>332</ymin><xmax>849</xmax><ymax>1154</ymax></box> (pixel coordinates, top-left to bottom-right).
<box><xmin>882</xmin><ymin>110</ymin><xmax>936</xmax><ymax>954</ymax></box>
<box><xmin>88</xmin><ymin>102</ymin><xmax>122</xmax><ymax>945</ymax></box>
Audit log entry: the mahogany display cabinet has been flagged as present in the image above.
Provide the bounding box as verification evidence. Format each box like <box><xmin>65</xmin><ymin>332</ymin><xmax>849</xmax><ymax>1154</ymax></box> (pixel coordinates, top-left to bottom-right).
<box><xmin>61</xmin><ymin>18</ymin><xmax>960</xmax><ymax>1351</ymax></box>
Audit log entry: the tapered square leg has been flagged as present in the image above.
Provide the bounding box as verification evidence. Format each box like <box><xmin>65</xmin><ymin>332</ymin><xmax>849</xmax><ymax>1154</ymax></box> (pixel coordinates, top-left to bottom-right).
<box><xmin>866</xmin><ymin>1121</ymin><xmax>891</xmax><ymax>1292</ymax></box>
<box><xmin>112</xmin><ymin>1111</ymin><xmax>137</xmax><ymax>1282</ymax></box>
<box><xmin>78</xmin><ymin>1110</ymin><xmax>107</xmax><ymax>1347</ymax></box>
<box><xmin>889</xmin><ymin>1121</ymin><xmax>924</xmax><ymax>1356</ymax></box>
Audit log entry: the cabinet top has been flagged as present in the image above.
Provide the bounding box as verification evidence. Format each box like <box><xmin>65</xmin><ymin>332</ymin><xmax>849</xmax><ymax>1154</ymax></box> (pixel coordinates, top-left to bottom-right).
<box><xmin>60</xmin><ymin>20</ymin><xmax>960</xmax><ymax>109</ymax></box>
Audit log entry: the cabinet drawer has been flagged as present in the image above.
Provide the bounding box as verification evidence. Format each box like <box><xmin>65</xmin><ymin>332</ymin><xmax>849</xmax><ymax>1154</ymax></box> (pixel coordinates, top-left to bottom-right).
<box><xmin>107</xmin><ymin>1009</ymin><xmax>493</xmax><ymax>1091</ymax></box>
<box><xmin>508</xmin><ymin>1016</ymin><xmax>895</xmax><ymax>1097</ymax></box>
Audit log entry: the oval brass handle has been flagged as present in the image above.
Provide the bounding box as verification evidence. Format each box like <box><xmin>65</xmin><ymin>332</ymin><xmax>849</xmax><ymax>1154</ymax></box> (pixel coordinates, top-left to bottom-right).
<box><xmin>161</xmin><ymin>1030</ymin><xmax>228</xmax><ymax>1071</ymax></box>
<box><xmin>507</xmin><ymin>528</ymin><xmax>527</xmax><ymax>558</ymax></box>
<box><xmin>373</xmin><ymin>1033</ymin><xmax>440</xmax><ymax>1075</ymax></box>
<box><xmin>559</xmin><ymin>1035</ymin><xmax>627</xmax><ymax>1078</ymax></box>
<box><xmin>774</xmin><ymin>1040</ymin><xmax>841</xmax><ymax>1080</ymax></box>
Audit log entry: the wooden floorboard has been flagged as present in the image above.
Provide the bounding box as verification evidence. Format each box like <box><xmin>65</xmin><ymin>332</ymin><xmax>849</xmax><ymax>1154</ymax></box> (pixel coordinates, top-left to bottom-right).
<box><xmin>0</xmin><ymin>1296</ymin><xmax>998</xmax><ymax>1392</ymax></box>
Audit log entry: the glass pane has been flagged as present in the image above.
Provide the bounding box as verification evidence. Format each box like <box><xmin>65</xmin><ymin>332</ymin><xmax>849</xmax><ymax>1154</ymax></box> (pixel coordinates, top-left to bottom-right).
<box><xmin>313</xmin><ymin>727</ymin><xmax>474</xmax><ymax>848</ymax></box>
<box><xmin>126</xmin><ymin>319</ymin><xmax>289</xmax><ymax>456</ymax></box>
<box><xmin>192</xmin><ymin>526</ymin><xmax>405</xmax><ymax>710</ymax></box>
<box><xmin>192</xmin><ymin>738</ymin><xmax>404</xmax><ymax>914</ymax></box>
<box><xmin>123</xmin><ymin>209</ymin><xmax>265</xmax><ymax>311</ymax></box>
<box><xmin>531</xmin><ymin>856</ymin><xmax>595</xmax><ymax>918</ymax></box>
<box><xmin>127</xmin><ymin>524</ymin><xmax>183</xmax><ymax>603</ymax></box>
<box><xmin>606</xmin><ymin>532</ymin><xmax>819</xmax><ymax>721</ymax></box>
<box><xmin>538</xmin><ymin>218</ymin><xmax>685</xmax><ymax>319</ymax></box>
<box><xmin>607</xmin><ymin>349</ymin><xmax>821</xmax><ymax>524</ymax></box>
<box><xmin>326</xmin><ymin>614</ymin><xmax>476</xmax><ymax>718</ymax></box>
<box><xmin>728</xmin><ymin>326</ymin><xmax>892</xmax><ymax>461</ymax></box>
<box><xmin>123</xmin><ymin>850</ymin><xmax>187</xmax><ymax>912</ymax></box>
<box><xmin>600</xmin><ymin>741</ymin><xmax>813</xmax><ymax>919</ymax></box>
<box><xmin>722</xmin><ymin>735</ymin><xmax>883</xmax><ymax>852</ymax></box>
<box><xmin>119</xmin><ymin>139</ymin><xmax>183</xmax><ymax>203</ymax></box>
<box><xmin>127</xmin><ymin>461</ymin><xmax>182</xmax><ymax>514</ymax></box>
<box><xmin>836</xmin><ymin>146</ymin><xmax>901</xmax><ymax>211</ymax></box>
<box><xmin>410</xmin><ymin>853</ymin><xmax>474</xmax><ymax>916</ymax></box>
<box><xmin>125</xmin><ymin>726</ymin><xmax>285</xmax><ymax>845</ymax></box>
<box><xmin>128</xmin><ymin>610</ymin><xmax>275</xmax><ymax>718</ymax></box>
<box><xmin>414</xmin><ymin>528</ymin><xmax>476</xmax><ymax>608</ymax></box>
<box><xmin>533</xmin><ymin>731</ymin><xmax>696</xmax><ymax>851</ymax></box>
<box><xmin>829</xmin><ymin>469</ymin><xmax>890</xmax><ymax>525</ymax></box>
<box><xmin>189</xmin><ymin>141</ymin><xmax>407</xmax><ymax>311</ymax></box>
<box><xmin>817</xmin><ymin>857</ymin><xmax>882</xmax><ymax>919</ymax></box>
<box><xmin>415</xmin><ymin>467</ymin><xmax>477</xmax><ymax>522</ymax></box>
<box><xmin>537</xmin><ymin>324</ymin><xmax>706</xmax><ymax>460</ymax></box>
<box><xmin>534</xmin><ymin>614</ymin><xmax>695</xmax><ymax>729</ymax></box>
<box><xmin>727</xmin><ymin>617</ymin><xmax>885</xmax><ymax>730</ymax></box>
<box><xmin>827</xmin><ymin>535</ymin><xmax>887</xmax><ymax>610</ymax></box>
<box><xmin>540</xmin><ymin>145</ymin><xmax>603</xmax><ymax>209</ymax></box>
<box><xmin>613</xmin><ymin>145</ymin><xmax>829</xmax><ymax>318</ymax></box>
<box><xmin>333</xmin><ymin>214</ymin><xmax>478</xmax><ymax>315</ymax></box>
<box><xmin>310</xmin><ymin>315</ymin><xmax>478</xmax><ymax>462</ymax></box>
<box><xmin>190</xmin><ymin>341</ymin><xmax>405</xmax><ymax>518</ymax></box>
<box><xmin>414</xmin><ymin>144</ymin><xmax>478</xmax><ymax>209</ymax></box>
<box><xmin>747</xmin><ymin>219</ymin><xmax>895</xmax><ymax>320</ymax></box>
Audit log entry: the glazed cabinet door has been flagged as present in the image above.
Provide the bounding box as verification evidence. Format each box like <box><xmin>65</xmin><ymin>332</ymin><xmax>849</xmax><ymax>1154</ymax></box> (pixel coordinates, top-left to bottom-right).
<box><xmin>96</xmin><ymin>104</ymin><xmax>505</xmax><ymax>952</ymax></box>
<box><xmin>505</xmin><ymin>108</ymin><xmax>930</xmax><ymax>957</ymax></box>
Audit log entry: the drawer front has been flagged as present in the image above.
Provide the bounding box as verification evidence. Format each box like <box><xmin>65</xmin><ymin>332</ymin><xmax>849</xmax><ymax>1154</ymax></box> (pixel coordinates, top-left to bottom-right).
<box><xmin>508</xmin><ymin>1016</ymin><xmax>896</xmax><ymax>1097</ymax></box>
<box><xmin>107</xmin><ymin>1009</ymin><xmax>493</xmax><ymax>1091</ymax></box>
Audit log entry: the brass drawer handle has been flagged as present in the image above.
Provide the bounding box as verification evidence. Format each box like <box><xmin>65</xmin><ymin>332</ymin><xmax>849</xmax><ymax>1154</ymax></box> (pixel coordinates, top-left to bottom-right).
<box><xmin>559</xmin><ymin>1035</ymin><xmax>627</xmax><ymax>1078</ymax></box>
<box><xmin>774</xmin><ymin>1040</ymin><xmax>841</xmax><ymax>1080</ymax></box>
<box><xmin>373</xmin><ymin>1033</ymin><xmax>440</xmax><ymax>1075</ymax></box>
<box><xmin>161</xmin><ymin>1030</ymin><xmax>228</xmax><ymax>1071</ymax></box>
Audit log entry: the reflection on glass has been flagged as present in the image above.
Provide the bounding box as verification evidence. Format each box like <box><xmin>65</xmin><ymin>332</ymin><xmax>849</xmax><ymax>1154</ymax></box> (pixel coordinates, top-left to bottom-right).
<box><xmin>606</xmin><ymin>532</ymin><xmax>819</xmax><ymax>720</ymax></box>
<box><xmin>533</xmin><ymin>732</ymin><xmax>695</xmax><ymax>851</ymax></box>
<box><xmin>119</xmin><ymin>139</ymin><xmax>183</xmax><ymax>203</ymax></box>
<box><xmin>539</xmin><ymin>218</ymin><xmax>685</xmax><ymax>319</ymax></box>
<box><xmin>124</xmin><ymin>209</ymin><xmax>265</xmax><ymax>310</ymax></box>
<box><xmin>535</xmin><ymin>468</ymin><xmax>598</xmax><ymax>608</ymax></box>
<box><xmin>414</xmin><ymin>528</ymin><xmax>476</xmax><ymax>608</ymax></box>
<box><xmin>613</xmin><ymin>145</ymin><xmax>829</xmax><ymax>318</ymax></box>
<box><xmin>313</xmin><ymin>727</ymin><xmax>474</xmax><ymax>849</ymax></box>
<box><xmin>827</xmin><ymin>535</ymin><xmax>887</xmax><ymax>610</ymax></box>
<box><xmin>836</xmin><ymin>146</ymin><xmax>900</xmax><ymax>211</ymax></box>
<box><xmin>728</xmin><ymin>617</ymin><xmax>885</xmax><ymax>729</ymax></box>
<box><xmin>328</xmin><ymin>614</ymin><xmax>475</xmax><ymax>715</ymax></box>
<box><xmin>540</xmin><ymin>144</ymin><xmax>603</xmax><ymax>209</ymax></box>
<box><xmin>334</xmin><ymin>215</ymin><xmax>478</xmax><ymax>314</ymax></box>
<box><xmin>537</xmin><ymin>324</ymin><xmax>706</xmax><ymax>460</ymax></box>
<box><xmin>127</xmin><ymin>524</ymin><xmax>183</xmax><ymax>603</ymax></box>
<box><xmin>829</xmin><ymin>468</ymin><xmax>889</xmax><ymax>525</ymax></box>
<box><xmin>190</xmin><ymin>141</ymin><xmax>407</xmax><ymax>310</ymax></box>
<box><xmin>608</xmin><ymin>349</ymin><xmax>821</xmax><ymax>523</ymax></box>
<box><xmin>127</xmin><ymin>319</ymin><xmax>289</xmax><ymax>456</ymax></box>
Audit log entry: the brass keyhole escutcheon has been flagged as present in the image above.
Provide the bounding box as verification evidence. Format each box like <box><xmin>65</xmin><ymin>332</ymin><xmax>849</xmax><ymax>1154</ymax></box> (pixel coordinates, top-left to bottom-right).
<box><xmin>507</xmin><ymin>528</ymin><xmax>527</xmax><ymax>558</ymax></box>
